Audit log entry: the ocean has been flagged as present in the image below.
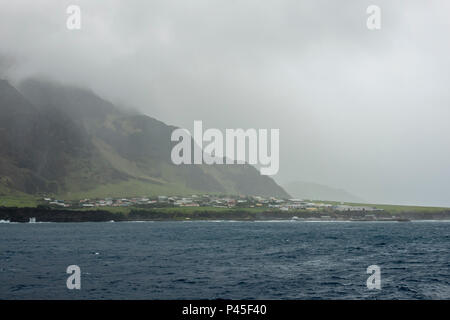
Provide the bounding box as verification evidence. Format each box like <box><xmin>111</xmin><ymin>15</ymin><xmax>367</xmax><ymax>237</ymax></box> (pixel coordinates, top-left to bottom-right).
<box><xmin>1</xmin><ymin>221</ymin><xmax>449</xmax><ymax>299</ymax></box>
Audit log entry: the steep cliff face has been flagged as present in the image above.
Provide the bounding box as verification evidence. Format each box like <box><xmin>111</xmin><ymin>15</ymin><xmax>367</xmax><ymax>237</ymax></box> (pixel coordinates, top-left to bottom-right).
<box><xmin>0</xmin><ymin>79</ymin><xmax>289</xmax><ymax>198</ymax></box>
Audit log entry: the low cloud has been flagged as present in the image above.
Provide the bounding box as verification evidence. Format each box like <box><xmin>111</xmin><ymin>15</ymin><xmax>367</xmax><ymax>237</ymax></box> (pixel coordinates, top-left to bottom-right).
<box><xmin>1</xmin><ymin>0</ymin><xmax>449</xmax><ymax>206</ymax></box>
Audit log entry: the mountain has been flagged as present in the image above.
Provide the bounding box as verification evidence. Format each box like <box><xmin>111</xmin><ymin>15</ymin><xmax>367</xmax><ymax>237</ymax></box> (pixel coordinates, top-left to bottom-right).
<box><xmin>282</xmin><ymin>180</ymin><xmax>364</xmax><ymax>203</ymax></box>
<box><xmin>0</xmin><ymin>79</ymin><xmax>289</xmax><ymax>199</ymax></box>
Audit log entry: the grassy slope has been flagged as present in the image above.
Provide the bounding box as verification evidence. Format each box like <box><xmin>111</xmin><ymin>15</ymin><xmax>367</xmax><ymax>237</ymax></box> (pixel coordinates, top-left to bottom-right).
<box><xmin>359</xmin><ymin>203</ymin><xmax>448</xmax><ymax>213</ymax></box>
<box><xmin>306</xmin><ymin>199</ymin><xmax>449</xmax><ymax>213</ymax></box>
<box><xmin>59</xmin><ymin>179</ymin><xmax>199</xmax><ymax>200</ymax></box>
<box><xmin>0</xmin><ymin>185</ymin><xmax>41</xmax><ymax>207</ymax></box>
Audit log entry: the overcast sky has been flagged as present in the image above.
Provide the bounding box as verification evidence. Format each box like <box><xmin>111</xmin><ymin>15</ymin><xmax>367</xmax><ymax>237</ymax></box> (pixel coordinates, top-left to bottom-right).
<box><xmin>1</xmin><ymin>0</ymin><xmax>450</xmax><ymax>206</ymax></box>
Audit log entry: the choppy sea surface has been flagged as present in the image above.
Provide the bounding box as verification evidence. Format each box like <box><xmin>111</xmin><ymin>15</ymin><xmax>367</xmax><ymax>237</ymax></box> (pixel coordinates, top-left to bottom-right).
<box><xmin>1</xmin><ymin>221</ymin><xmax>449</xmax><ymax>299</ymax></box>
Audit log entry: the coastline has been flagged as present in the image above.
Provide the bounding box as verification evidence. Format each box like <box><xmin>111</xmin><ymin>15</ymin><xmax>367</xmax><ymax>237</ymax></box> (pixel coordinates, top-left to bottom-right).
<box><xmin>1</xmin><ymin>206</ymin><xmax>450</xmax><ymax>223</ymax></box>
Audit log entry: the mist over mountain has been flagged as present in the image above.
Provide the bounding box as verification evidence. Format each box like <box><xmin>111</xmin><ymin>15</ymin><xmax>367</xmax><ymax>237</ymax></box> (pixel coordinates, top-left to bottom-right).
<box><xmin>282</xmin><ymin>181</ymin><xmax>364</xmax><ymax>203</ymax></box>
<box><xmin>0</xmin><ymin>78</ymin><xmax>289</xmax><ymax>199</ymax></box>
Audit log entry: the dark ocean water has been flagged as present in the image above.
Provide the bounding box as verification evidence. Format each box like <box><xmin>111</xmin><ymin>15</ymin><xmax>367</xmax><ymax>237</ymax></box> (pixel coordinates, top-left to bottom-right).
<box><xmin>1</xmin><ymin>221</ymin><xmax>449</xmax><ymax>299</ymax></box>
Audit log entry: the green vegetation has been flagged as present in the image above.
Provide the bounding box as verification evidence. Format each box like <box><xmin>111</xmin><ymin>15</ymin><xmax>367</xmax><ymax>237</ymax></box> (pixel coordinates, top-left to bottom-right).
<box><xmin>60</xmin><ymin>179</ymin><xmax>198</xmax><ymax>200</ymax></box>
<box><xmin>0</xmin><ymin>183</ymin><xmax>42</xmax><ymax>207</ymax></box>
<box><xmin>358</xmin><ymin>203</ymin><xmax>449</xmax><ymax>213</ymax></box>
<box><xmin>300</xmin><ymin>199</ymin><xmax>449</xmax><ymax>214</ymax></box>
<box><xmin>0</xmin><ymin>195</ymin><xmax>41</xmax><ymax>208</ymax></box>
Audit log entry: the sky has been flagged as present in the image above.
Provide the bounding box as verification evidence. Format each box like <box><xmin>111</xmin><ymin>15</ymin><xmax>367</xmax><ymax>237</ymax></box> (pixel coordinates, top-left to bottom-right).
<box><xmin>1</xmin><ymin>0</ymin><xmax>450</xmax><ymax>206</ymax></box>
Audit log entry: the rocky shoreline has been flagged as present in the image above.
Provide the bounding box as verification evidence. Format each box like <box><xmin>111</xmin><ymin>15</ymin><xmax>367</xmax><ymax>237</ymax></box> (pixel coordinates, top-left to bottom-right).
<box><xmin>1</xmin><ymin>207</ymin><xmax>450</xmax><ymax>223</ymax></box>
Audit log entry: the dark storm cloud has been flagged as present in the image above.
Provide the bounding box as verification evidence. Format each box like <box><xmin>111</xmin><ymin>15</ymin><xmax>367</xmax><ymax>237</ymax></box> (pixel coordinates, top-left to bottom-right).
<box><xmin>1</xmin><ymin>0</ymin><xmax>449</xmax><ymax>206</ymax></box>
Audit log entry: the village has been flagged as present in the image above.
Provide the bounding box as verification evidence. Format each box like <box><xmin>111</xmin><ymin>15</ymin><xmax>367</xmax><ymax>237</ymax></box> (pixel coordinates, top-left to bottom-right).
<box><xmin>42</xmin><ymin>194</ymin><xmax>382</xmax><ymax>213</ymax></box>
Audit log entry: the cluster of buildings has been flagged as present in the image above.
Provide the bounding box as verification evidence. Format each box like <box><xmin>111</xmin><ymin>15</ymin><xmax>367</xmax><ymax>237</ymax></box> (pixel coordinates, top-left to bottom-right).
<box><xmin>42</xmin><ymin>195</ymin><xmax>382</xmax><ymax>212</ymax></box>
<box><xmin>43</xmin><ymin>197</ymin><xmax>157</xmax><ymax>208</ymax></box>
<box><xmin>43</xmin><ymin>195</ymin><xmax>263</xmax><ymax>208</ymax></box>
